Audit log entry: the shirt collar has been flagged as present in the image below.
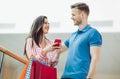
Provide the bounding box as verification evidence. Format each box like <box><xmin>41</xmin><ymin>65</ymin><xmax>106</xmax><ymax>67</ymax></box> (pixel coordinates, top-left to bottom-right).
<box><xmin>77</xmin><ymin>24</ymin><xmax>91</xmax><ymax>33</ymax></box>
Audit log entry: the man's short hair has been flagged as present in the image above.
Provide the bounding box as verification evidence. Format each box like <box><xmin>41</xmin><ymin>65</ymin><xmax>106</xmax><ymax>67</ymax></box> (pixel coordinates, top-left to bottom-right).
<box><xmin>71</xmin><ymin>2</ymin><xmax>89</xmax><ymax>15</ymax></box>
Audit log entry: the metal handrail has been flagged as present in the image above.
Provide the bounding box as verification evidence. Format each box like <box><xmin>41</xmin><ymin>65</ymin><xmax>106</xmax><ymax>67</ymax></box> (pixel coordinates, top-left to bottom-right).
<box><xmin>0</xmin><ymin>52</ymin><xmax>4</xmax><ymax>74</ymax></box>
<box><xmin>0</xmin><ymin>45</ymin><xmax>27</xmax><ymax>64</ymax></box>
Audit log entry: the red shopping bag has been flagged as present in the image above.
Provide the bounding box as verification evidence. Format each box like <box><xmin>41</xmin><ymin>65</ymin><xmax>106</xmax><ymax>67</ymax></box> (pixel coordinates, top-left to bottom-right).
<box><xmin>30</xmin><ymin>60</ymin><xmax>57</xmax><ymax>79</ymax></box>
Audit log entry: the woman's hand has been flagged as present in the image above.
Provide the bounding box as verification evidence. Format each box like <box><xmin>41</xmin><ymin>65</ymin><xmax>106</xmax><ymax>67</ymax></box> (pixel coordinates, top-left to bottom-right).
<box><xmin>48</xmin><ymin>43</ymin><xmax>61</xmax><ymax>51</ymax></box>
<box><xmin>55</xmin><ymin>43</ymin><xmax>62</xmax><ymax>54</ymax></box>
<box><xmin>30</xmin><ymin>54</ymin><xmax>36</xmax><ymax>59</ymax></box>
<box><xmin>42</xmin><ymin>42</ymin><xmax>62</xmax><ymax>56</ymax></box>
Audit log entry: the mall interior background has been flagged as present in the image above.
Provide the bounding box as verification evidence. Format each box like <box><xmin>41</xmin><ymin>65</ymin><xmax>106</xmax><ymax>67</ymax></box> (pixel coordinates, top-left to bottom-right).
<box><xmin>0</xmin><ymin>0</ymin><xmax>120</xmax><ymax>79</ymax></box>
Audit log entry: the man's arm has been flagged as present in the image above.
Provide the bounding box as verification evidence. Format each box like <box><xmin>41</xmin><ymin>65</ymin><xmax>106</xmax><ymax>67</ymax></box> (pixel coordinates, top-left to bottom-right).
<box><xmin>87</xmin><ymin>46</ymin><xmax>101</xmax><ymax>79</ymax></box>
<box><xmin>61</xmin><ymin>43</ymin><xmax>68</xmax><ymax>53</ymax></box>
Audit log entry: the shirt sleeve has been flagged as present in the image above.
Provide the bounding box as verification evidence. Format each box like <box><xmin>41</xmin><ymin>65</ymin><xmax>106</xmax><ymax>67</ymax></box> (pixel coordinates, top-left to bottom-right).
<box><xmin>64</xmin><ymin>33</ymin><xmax>75</xmax><ymax>47</ymax></box>
<box><xmin>64</xmin><ymin>39</ymin><xmax>69</xmax><ymax>47</ymax></box>
<box><xmin>26</xmin><ymin>38</ymin><xmax>35</xmax><ymax>58</ymax></box>
<box><xmin>89</xmin><ymin>30</ymin><xmax>102</xmax><ymax>46</ymax></box>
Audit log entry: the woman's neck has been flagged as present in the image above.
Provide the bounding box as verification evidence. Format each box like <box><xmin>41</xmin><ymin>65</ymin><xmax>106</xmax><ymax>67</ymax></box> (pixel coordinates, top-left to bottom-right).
<box><xmin>39</xmin><ymin>36</ymin><xmax>47</xmax><ymax>48</ymax></box>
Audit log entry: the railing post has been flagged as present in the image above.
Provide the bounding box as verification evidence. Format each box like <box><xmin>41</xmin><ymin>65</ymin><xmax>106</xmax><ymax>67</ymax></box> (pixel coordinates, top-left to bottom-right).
<box><xmin>0</xmin><ymin>52</ymin><xmax>4</xmax><ymax>74</ymax></box>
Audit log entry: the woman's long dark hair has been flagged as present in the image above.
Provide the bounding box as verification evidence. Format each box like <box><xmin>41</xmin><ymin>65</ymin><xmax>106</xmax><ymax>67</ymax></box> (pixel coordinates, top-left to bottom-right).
<box><xmin>24</xmin><ymin>15</ymin><xmax>47</xmax><ymax>58</ymax></box>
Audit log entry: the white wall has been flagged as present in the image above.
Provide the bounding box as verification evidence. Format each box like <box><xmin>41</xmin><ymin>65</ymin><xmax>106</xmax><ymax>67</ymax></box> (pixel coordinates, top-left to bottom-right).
<box><xmin>0</xmin><ymin>0</ymin><xmax>120</xmax><ymax>33</ymax></box>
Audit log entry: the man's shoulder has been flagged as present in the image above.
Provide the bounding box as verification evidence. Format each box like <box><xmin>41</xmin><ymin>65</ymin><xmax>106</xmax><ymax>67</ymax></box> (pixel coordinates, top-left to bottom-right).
<box><xmin>88</xmin><ymin>25</ymin><xmax>101</xmax><ymax>34</ymax></box>
<box><xmin>71</xmin><ymin>30</ymin><xmax>78</xmax><ymax>35</ymax></box>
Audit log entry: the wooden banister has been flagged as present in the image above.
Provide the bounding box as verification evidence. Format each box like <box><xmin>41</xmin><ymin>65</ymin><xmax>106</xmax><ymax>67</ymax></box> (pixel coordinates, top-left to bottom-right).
<box><xmin>0</xmin><ymin>45</ymin><xmax>27</xmax><ymax>64</ymax></box>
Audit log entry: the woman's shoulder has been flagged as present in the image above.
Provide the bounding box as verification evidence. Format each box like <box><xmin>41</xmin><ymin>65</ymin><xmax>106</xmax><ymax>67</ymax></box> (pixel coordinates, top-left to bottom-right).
<box><xmin>26</xmin><ymin>38</ymin><xmax>33</xmax><ymax>44</ymax></box>
<box><xmin>26</xmin><ymin>38</ymin><xmax>38</xmax><ymax>47</ymax></box>
<box><xmin>27</xmin><ymin>38</ymin><xmax>32</xmax><ymax>41</ymax></box>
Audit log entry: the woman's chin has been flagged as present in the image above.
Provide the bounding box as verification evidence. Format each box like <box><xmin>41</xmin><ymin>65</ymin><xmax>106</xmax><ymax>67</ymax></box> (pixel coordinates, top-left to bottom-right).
<box><xmin>44</xmin><ymin>31</ymin><xmax>48</xmax><ymax>34</ymax></box>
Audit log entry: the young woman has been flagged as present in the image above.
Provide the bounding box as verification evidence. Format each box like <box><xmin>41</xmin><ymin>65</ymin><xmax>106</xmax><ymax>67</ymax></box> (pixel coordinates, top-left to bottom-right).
<box><xmin>24</xmin><ymin>15</ymin><xmax>61</xmax><ymax>67</ymax></box>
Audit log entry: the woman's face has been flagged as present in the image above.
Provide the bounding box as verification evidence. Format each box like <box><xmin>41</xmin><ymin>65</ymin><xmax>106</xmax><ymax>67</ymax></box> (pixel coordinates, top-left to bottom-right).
<box><xmin>42</xmin><ymin>18</ymin><xmax>49</xmax><ymax>34</ymax></box>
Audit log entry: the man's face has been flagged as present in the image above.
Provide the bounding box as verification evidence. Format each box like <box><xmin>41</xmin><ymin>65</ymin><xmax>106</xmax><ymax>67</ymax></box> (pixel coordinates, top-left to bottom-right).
<box><xmin>71</xmin><ymin>8</ymin><xmax>83</xmax><ymax>26</ymax></box>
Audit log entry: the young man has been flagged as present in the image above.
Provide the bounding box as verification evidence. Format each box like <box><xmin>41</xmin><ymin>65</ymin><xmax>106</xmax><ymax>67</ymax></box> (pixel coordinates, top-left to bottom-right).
<box><xmin>61</xmin><ymin>2</ymin><xmax>102</xmax><ymax>79</ymax></box>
